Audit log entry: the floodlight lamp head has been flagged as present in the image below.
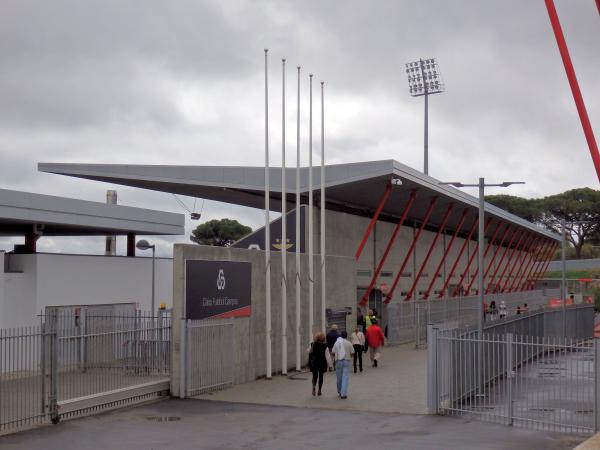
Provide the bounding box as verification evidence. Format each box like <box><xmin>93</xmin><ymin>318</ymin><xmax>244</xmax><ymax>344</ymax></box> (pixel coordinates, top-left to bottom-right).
<box><xmin>136</xmin><ymin>239</ymin><xmax>154</xmax><ymax>251</ymax></box>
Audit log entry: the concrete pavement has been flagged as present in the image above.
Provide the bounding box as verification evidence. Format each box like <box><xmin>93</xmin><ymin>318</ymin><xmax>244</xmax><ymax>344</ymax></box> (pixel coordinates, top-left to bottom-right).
<box><xmin>0</xmin><ymin>399</ymin><xmax>585</xmax><ymax>450</ymax></box>
<box><xmin>194</xmin><ymin>343</ymin><xmax>428</xmax><ymax>414</ymax></box>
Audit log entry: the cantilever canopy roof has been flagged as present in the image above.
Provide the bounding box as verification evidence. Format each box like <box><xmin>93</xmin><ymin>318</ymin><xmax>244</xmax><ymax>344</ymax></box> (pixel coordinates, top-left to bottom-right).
<box><xmin>38</xmin><ymin>159</ymin><xmax>560</xmax><ymax>243</ymax></box>
<box><xmin>0</xmin><ymin>188</ymin><xmax>184</xmax><ymax>236</ymax></box>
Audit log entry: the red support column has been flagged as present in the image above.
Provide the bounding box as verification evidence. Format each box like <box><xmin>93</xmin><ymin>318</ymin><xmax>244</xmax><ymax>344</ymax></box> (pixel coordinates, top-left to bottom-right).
<box><xmin>451</xmin><ymin>218</ymin><xmax>494</xmax><ymax>297</ymax></box>
<box><xmin>384</xmin><ymin>197</ymin><xmax>439</xmax><ymax>304</ymax></box>
<box><xmin>438</xmin><ymin>216</ymin><xmax>479</xmax><ymax>298</ymax></box>
<box><xmin>480</xmin><ymin>224</ymin><xmax>513</xmax><ymax>293</ymax></box>
<box><xmin>485</xmin><ymin>226</ymin><xmax>518</xmax><ymax>294</ymax></box>
<box><xmin>500</xmin><ymin>232</ymin><xmax>532</xmax><ymax>293</ymax></box>
<box><xmin>355</xmin><ymin>182</ymin><xmax>392</xmax><ymax>261</ymax></box>
<box><xmin>515</xmin><ymin>238</ymin><xmax>549</xmax><ymax>292</ymax></box>
<box><xmin>507</xmin><ymin>235</ymin><xmax>541</xmax><ymax>292</ymax></box>
<box><xmin>405</xmin><ymin>203</ymin><xmax>455</xmax><ymax>301</ymax></box>
<box><xmin>545</xmin><ymin>0</ymin><xmax>600</xmax><ymax>182</ymax></box>
<box><xmin>465</xmin><ymin>221</ymin><xmax>506</xmax><ymax>294</ymax></box>
<box><xmin>494</xmin><ymin>230</ymin><xmax>527</xmax><ymax>293</ymax></box>
<box><xmin>528</xmin><ymin>242</ymin><xmax>558</xmax><ymax>290</ymax></box>
<box><xmin>424</xmin><ymin>208</ymin><xmax>469</xmax><ymax>300</ymax></box>
<box><xmin>359</xmin><ymin>190</ymin><xmax>417</xmax><ymax>307</ymax></box>
<box><xmin>524</xmin><ymin>240</ymin><xmax>556</xmax><ymax>291</ymax></box>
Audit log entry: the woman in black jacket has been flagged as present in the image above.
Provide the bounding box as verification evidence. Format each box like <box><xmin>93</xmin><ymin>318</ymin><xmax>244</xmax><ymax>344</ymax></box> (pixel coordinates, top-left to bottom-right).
<box><xmin>309</xmin><ymin>332</ymin><xmax>329</xmax><ymax>396</ymax></box>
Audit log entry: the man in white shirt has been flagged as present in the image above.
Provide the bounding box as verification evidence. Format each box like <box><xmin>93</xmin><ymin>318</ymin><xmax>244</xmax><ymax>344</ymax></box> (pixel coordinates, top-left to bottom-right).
<box><xmin>332</xmin><ymin>330</ymin><xmax>355</xmax><ymax>399</ymax></box>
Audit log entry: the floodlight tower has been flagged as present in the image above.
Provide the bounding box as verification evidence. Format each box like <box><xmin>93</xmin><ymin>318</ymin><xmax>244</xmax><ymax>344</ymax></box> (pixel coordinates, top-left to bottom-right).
<box><xmin>405</xmin><ymin>58</ymin><xmax>445</xmax><ymax>176</ymax></box>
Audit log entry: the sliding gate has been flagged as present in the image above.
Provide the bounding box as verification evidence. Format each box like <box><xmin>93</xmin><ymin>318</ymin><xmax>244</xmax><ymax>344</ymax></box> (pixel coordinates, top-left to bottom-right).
<box><xmin>180</xmin><ymin>319</ymin><xmax>234</xmax><ymax>397</ymax></box>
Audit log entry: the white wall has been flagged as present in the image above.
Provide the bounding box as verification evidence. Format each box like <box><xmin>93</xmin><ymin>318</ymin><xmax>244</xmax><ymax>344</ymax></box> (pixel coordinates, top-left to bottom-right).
<box><xmin>0</xmin><ymin>253</ymin><xmax>173</xmax><ymax>328</ymax></box>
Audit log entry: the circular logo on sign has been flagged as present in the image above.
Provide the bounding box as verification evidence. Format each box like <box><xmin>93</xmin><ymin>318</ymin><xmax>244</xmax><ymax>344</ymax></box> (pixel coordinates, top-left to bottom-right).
<box><xmin>217</xmin><ymin>269</ymin><xmax>226</xmax><ymax>290</ymax></box>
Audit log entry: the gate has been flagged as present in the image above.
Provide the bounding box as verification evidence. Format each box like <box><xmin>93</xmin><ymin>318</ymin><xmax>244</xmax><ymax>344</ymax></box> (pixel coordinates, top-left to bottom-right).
<box><xmin>180</xmin><ymin>319</ymin><xmax>234</xmax><ymax>397</ymax></box>
<box><xmin>429</xmin><ymin>326</ymin><xmax>597</xmax><ymax>435</ymax></box>
<box><xmin>0</xmin><ymin>310</ymin><xmax>171</xmax><ymax>436</ymax></box>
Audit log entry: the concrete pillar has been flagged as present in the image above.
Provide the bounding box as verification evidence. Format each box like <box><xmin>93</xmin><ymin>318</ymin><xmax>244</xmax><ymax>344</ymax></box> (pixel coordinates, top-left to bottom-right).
<box><xmin>24</xmin><ymin>232</ymin><xmax>38</xmax><ymax>253</ymax></box>
<box><xmin>127</xmin><ymin>233</ymin><xmax>136</xmax><ymax>257</ymax></box>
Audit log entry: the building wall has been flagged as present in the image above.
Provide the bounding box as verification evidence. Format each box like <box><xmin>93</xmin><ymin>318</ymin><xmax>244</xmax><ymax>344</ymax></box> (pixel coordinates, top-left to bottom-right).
<box><xmin>0</xmin><ymin>253</ymin><xmax>173</xmax><ymax>328</ymax></box>
<box><xmin>310</xmin><ymin>207</ymin><xmax>549</xmax><ymax>306</ymax></box>
<box><xmin>170</xmin><ymin>244</ymin><xmax>356</xmax><ymax>392</ymax></box>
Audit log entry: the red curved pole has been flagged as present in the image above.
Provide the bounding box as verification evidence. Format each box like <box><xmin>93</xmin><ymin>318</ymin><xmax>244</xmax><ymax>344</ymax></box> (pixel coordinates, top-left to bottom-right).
<box><xmin>545</xmin><ymin>0</ymin><xmax>600</xmax><ymax>182</ymax></box>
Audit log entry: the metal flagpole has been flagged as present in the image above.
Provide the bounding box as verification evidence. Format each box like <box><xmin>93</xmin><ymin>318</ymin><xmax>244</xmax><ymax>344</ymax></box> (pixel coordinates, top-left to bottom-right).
<box><xmin>281</xmin><ymin>58</ymin><xmax>287</xmax><ymax>375</ymax></box>
<box><xmin>320</xmin><ymin>81</ymin><xmax>326</xmax><ymax>332</ymax></box>
<box><xmin>295</xmin><ymin>66</ymin><xmax>302</xmax><ymax>371</ymax></box>
<box><xmin>264</xmin><ymin>49</ymin><xmax>272</xmax><ymax>379</ymax></box>
<box><xmin>308</xmin><ymin>74</ymin><xmax>314</xmax><ymax>342</ymax></box>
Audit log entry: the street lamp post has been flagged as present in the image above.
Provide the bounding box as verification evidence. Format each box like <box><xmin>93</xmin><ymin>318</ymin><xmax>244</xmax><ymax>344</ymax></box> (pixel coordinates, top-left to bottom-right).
<box><xmin>405</xmin><ymin>58</ymin><xmax>445</xmax><ymax>176</ymax></box>
<box><xmin>441</xmin><ymin>180</ymin><xmax>525</xmax><ymax>337</ymax></box>
<box><xmin>136</xmin><ymin>239</ymin><xmax>156</xmax><ymax>314</ymax></box>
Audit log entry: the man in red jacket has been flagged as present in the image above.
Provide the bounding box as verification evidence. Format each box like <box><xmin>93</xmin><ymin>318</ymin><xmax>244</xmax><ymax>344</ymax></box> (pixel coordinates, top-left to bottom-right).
<box><xmin>365</xmin><ymin>319</ymin><xmax>385</xmax><ymax>367</ymax></box>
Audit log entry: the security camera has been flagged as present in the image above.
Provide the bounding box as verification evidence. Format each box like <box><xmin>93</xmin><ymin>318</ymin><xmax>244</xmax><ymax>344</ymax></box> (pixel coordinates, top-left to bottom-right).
<box><xmin>391</xmin><ymin>178</ymin><xmax>403</xmax><ymax>186</ymax></box>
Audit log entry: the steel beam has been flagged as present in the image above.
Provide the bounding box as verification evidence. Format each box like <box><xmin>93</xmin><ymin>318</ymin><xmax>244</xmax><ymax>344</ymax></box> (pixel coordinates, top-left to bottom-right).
<box><xmin>515</xmin><ymin>238</ymin><xmax>548</xmax><ymax>292</ymax></box>
<box><xmin>451</xmin><ymin>218</ymin><xmax>493</xmax><ymax>297</ymax></box>
<box><xmin>494</xmin><ymin>230</ymin><xmax>527</xmax><ymax>293</ymax></box>
<box><xmin>384</xmin><ymin>196</ymin><xmax>438</xmax><ymax>304</ymax></box>
<box><xmin>481</xmin><ymin>224</ymin><xmax>513</xmax><ymax>292</ymax></box>
<box><xmin>528</xmin><ymin>242</ymin><xmax>558</xmax><ymax>290</ymax></box>
<box><xmin>424</xmin><ymin>208</ymin><xmax>469</xmax><ymax>300</ymax></box>
<box><xmin>485</xmin><ymin>226</ymin><xmax>518</xmax><ymax>294</ymax></box>
<box><xmin>438</xmin><ymin>216</ymin><xmax>478</xmax><ymax>298</ymax></box>
<box><xmin>507</xmin><ymin>235</ymin><xmax>541</xmax><ymax>292</ymax></box>
<box><xmin>354</xmin><ymin>182</ymin><xmax>392</xmax><ymax>261</ymax></box>
<box><xmin>405</xmin><ymin>203</ymin><xmax>455</xmax><ymax>301</ymax></box>
<box><xmin>359</xmin><ymin>190</ymin><xmax>417</xmax><ymax>307</ymax></box>
<box><xmin>465</xmin><ymin>221</ymin><xmax>504</xmax><ymax>295</ymax></box>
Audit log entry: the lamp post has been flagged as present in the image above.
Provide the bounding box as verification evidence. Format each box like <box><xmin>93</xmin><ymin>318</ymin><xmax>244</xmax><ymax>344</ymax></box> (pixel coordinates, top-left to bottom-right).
<box><xmin>440</xmin><ymin>179</ymin><xmax>524</xmax><ymax>337</ymax></box>
<box><xmin>405</xmin><ymin>58</ymin><xmax>445</xmax><ymax>176</ymax></box>
<box><xmin>136</xmin><ymin>239</ymin><xmax>156</xmax><ymax>314</ymax></box>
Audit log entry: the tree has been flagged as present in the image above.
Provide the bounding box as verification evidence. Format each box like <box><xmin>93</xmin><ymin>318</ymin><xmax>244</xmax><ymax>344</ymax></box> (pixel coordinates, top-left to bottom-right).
<box><xmin>486</xmin><ymin>188</ymin><xmax>600</xmax><ymax>259</ymax></box>
<box><xmin>537</xmin><ymin>188</ymin><xmax>600</xmax><ymax>259</ymax></box>
<box><xmin>484</xmin><ymin>194</ymin><xmax>541</xmax><ymax>223</ymax></box>
<box><xmin>191</xmin><ymin>218</ymin><xmax>252</xmax><ymax>247</ymax></box>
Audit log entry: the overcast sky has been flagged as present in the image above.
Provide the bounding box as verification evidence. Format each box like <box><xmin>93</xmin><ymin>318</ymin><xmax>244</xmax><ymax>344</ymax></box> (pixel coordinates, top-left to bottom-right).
<box><xmin>0</xmin><ymin>0</ymin><xmax>598</xmax><ymax>256</ymax></box>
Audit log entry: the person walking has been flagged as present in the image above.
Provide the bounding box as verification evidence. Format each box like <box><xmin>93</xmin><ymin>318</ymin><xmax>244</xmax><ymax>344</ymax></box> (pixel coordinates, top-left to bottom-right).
<box><xmin>499</xmin><ymin>300</ymin><xmax>507</xmax><ymax>319</ymax></box>
<box><xmin>332</xmin><ymin>330</ymin><xmax>354</xmax><ymax>399</ymax></box>
<box><xmin>350</xmin><ymin>327</ymin><xmax>365</xmax><ymax>373</ymax></box>
<box><xmin>326</xmin><ymin>324</ymin><xmax>340</xmax><ymax>371</ymax></box>
<box><xmin>308</xmin><ymin>332</ymin><xmax>328</xmax><ymax>396</ymax></box>
<box><xmin>365</xmin><ymin>319</ymin><xmax>385</xmax><ymax>367</ymax></box>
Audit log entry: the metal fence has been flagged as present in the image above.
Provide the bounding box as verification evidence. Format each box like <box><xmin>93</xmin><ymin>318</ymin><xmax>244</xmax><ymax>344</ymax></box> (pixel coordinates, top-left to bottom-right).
<box><xmin>180</xmin><ymin>319</ymin><xmax>234</xmax><ymax>398</ymax></box>
<box><xmin>428</xmin><ymin>306</ymin><xmax>598</xmax><ymax>435</ymax></box>
<box><xmin>0</xmin><ymin>311</ymin><xmax>171</xmax><ymax>435</ymax></box>
<box><xmin>388</xmin><ymin>289</ymin><xmax>561</xmax><ymax>347</ymax></box>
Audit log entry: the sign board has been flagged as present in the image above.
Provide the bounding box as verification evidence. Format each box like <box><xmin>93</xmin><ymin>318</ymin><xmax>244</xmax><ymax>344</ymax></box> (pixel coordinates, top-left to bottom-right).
<box><xmin>185</xmin><ymin>260</ymin><xmax>252</xmax><ymax>320</ymax></box>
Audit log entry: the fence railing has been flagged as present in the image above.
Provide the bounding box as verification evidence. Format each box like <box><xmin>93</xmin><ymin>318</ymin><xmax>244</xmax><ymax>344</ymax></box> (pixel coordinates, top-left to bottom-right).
<box><xmin>428</xmin><ymin>306</ymin><xmax>597</xmax><ymax>435</ymax></box>
<box><xmin>388</xmin><ymin>288</ymin><xmax>560</xmax><ymax>347</ymax></box>
<box><xmin>0</xmin><ymin>311</ymin><xmax>171</xmax><ymax>435</ymax></box>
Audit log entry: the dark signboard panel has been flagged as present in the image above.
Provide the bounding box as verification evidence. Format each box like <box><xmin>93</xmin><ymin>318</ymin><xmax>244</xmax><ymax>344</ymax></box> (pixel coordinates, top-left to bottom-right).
<box><xmin>233</xmin><ymin>205</ymin><xmax>305</xmax><ymax>253</ymax></box>
<box><xmin>185</xmin><ymin>260</ymin><xmax>251</xmax><ymax>320</ymax></box>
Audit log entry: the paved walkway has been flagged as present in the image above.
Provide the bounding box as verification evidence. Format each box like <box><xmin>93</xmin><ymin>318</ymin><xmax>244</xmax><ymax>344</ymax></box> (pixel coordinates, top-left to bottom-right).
<box><xmin>195</xmin><ymin>344</ymin><xmax>428</xmax><ymax>414</ymax></box>
<box><xmin>0</xmin><ymin>399</ymin><xmax>584</xmax><ymax>450</ymax></box>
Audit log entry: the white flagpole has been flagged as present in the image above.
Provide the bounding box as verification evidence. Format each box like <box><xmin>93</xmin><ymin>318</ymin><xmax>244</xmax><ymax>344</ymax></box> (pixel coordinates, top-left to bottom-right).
<box><xmin>308</xmin><ymin>74</ymin><xmax>314</xmax><ymax>342</ymax></box>
<box><xmin>264</xmin><ymin>49</ymin><xmax>272</xmax><ymax>379</ymax></box>
<box><xmin>281</xmin><ymin>58</ymin><xmax>287</xmax><ymax>375</ymax></box>
<box><xmin>295</xmin><ymin>65</ymin><xmax>302</xmax><ymax>371</ymax></box>
<box><xmin>320</xmin><ymin>81</ymin><xmax>326</xmax><ymax>333</ymax></box>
